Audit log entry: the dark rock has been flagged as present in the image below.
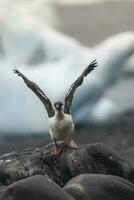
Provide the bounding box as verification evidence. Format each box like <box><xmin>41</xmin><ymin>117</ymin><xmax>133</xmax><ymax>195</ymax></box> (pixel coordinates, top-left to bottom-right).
<box><xmin>0</xmin><ymin>142</ymin><xmax>133</xmax><ymax>187</ymax></box>
<box><xmin>0</xmin><ymin>175</ymin><xmax>73</xmax><ymax>200</ymax></box>
<box><xmin>124</xmin><ymin>147</ymin><xmax>134</xmax><ymax>169</ymax></box>
<box><xmin>63</xmin><ymin>174</ymin><xmax>134</xmax><ymax>200</ymax></box>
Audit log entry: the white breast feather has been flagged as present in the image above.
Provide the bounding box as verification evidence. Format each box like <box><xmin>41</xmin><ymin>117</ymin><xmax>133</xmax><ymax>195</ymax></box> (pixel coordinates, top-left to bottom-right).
<box><xmin>48</xmin><ymin>114</ymin><xmax>74</xmax><ymax>141</ymax></box>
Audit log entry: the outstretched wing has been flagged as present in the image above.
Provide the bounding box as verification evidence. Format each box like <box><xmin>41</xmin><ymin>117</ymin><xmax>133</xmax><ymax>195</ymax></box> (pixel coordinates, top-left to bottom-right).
<box><xmin>64</xmin><ymin>60</ymin><xmax>97</xmax><ymax>114</ymax></box>
<box><xmin>13</xmin><ymin>68</ymin><xmax>55</xmax><ymax>118</ymax></box>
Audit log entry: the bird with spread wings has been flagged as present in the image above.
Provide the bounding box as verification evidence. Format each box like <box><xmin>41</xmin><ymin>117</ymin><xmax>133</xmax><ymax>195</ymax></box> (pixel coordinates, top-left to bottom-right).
<box><xmin>13</xmin><ymin>60</ymin><xmax>97</xmax><ymax>155</ymax></box>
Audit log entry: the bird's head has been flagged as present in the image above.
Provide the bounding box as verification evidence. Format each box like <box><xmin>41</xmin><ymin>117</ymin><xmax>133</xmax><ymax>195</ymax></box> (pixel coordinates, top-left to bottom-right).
<box><xmin>54</xmin><ymin>102</ymin><xmax>63</xmax><ymax>111</ymax></box>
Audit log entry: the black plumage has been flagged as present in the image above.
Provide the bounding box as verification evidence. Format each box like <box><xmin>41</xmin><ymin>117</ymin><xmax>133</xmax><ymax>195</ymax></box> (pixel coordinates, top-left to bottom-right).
<box><xmin>64</xmin><ymin>59</ymin><xmax>97</xmax><ymax>114</ymax></box>
<box><xmin>13</xmin><ymin>59</ymin><xmax>97</xmax><ymax>116</ymax></box>
<box><xmin>13</xmin><ymin>68</ymin><xmax>55</xmax><ymax>118</ymax></box>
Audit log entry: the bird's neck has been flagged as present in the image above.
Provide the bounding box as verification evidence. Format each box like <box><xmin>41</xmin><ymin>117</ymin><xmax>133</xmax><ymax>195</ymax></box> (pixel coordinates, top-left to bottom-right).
<box><xmin>55</xmin><ymin>110</ymin><xmax>64</xmax><ymax>120</ymax></box>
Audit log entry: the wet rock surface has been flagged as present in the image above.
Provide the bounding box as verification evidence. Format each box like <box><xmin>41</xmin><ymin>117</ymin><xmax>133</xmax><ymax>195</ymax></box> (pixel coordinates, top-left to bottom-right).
<box><xmin>0</xmin><ymin>142</ymin><xmax>133</xmax><ymax>187</ymax></box>
<box><xmin>64</xmin><ymin>174</ymin><xmax>134</xmax><ymax>200</ymax></box>
<box><xmin>0</xmin><ymin>142</ymin><xmax>134</xmax><ymax>199</ymax></box>
<box><xmin>0</xmin><ymin>175</ymin><xmax>74</xmax><ymax>200</ymax></box>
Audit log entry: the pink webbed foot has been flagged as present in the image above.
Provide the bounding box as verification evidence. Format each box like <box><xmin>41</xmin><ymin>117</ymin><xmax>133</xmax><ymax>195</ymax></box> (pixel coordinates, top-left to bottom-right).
<box><xmin>52</xmin><ymin>145</ymin><xmax>61</xmax><ymax>155</ymax></box>
<box><xmin>66</xmin><ymin>139</ymin><xmax>78</xmax><ymax>149</ymax></box>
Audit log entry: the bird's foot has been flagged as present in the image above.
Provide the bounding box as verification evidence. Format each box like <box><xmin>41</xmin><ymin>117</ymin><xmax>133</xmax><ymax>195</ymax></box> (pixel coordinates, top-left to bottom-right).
<box><xmin>52</xmin><ymin>145</ymin><xmax>61</xmax><ymax>155</ymax></box>
<box><xmin>66</xmin><ymin>139</ymin><xmax>78</xmax><ymax>149</ymax></box>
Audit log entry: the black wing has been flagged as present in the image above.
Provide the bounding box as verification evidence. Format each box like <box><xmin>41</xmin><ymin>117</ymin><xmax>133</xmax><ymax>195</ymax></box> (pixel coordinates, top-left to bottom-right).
<box><xmin>64</xmin><ymin>60</ymin><xmax>97</xmax><ymax>114</ymax></box>
<box><xmin>13</xmin><ymin>68</ymin><xmax>55</xmax><ymax>118</ymax></box>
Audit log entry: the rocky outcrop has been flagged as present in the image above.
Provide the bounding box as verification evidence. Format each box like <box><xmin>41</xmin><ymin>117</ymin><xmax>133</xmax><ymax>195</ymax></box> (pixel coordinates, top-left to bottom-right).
<box><xmin>0</xmin><ymin>142</ymin><xmax>133</xmax><ymax>187</ymax></box>
<box><xmin>63</xmin><ymin>174</ymin><xmax>134</xmax><ymax>200</ymax></box>
<box><xmin>0</xmin><ymin>142</ymin><xmax>134</xmax><ymax>199</ymax></box>
<box><xmin>0</xmin><ymin>175</ymin><xmax>74</xmax><ymax>200</ymax></box>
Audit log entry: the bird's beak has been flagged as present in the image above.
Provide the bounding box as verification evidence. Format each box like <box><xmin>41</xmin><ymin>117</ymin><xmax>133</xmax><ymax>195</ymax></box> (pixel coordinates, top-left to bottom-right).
<box><xmin>55</xmin><ymin>104</ymin><xmax>61</xmax><ymax>109</ymax></box>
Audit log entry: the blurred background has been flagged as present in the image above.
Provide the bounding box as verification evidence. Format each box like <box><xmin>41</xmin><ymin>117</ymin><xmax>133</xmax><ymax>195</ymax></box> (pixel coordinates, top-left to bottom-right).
<box><xmin>0</xmin><ymin>0</ymin><xmax>134</xmax><ymax>159</ymax></box>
